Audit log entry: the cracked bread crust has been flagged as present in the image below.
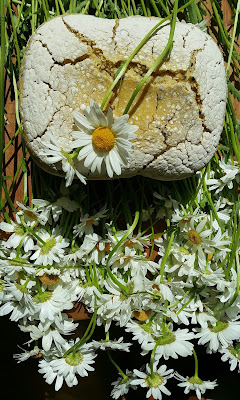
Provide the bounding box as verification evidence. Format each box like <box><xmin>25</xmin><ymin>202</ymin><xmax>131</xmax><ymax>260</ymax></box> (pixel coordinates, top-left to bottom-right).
<box><xmin>19</xmin><ymin>15</ymin><xmax>227</xmax><ymax>181</ymax></box>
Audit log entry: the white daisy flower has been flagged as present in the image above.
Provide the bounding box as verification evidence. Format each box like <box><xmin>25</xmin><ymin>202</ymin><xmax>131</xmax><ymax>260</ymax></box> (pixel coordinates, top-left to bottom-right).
<box><xmin>39</xmin><ymin>133</ymin><xmax>87</xmax><ymax>186</ymax></box>
<box><xmin>31</xmin><ymin>199</ymin><xmax>62</xmax><ymax>225</ymax></box>
<box><xmin>132</xmin><ymin>363</ymin><xmax>174</xmax><ymax>400</ymax></box>
<box><xmin>220</xmin><ymin>345</ymin><xmax>240</xmax><ymax>371</ymax></box>
<box><xmin>141</xmin><ymin>328</ymin><xmax>195</xmax><ymax>360</ymax></box>
<box><xmin>97</xmin><ymin>275</ymin><xmax>146</xmax><ymax>329</ymax></box>
<box><xmin>92</xmin><ymin>337</ymin><xmax>131</xmax><ymax>351</ymax></box>
<box><xmin>183</xmin><ymin>218</ymin><xmax>213</xmax><ymax>264</ymax></box>
<box><xmin>195</xmin><ymin>320</ymin><xmax>240</xmax><ymax>352</ymax></box>
<box><xmin>111</xmin><ymin>370</ymin><xmax>137</xmax><ymax>399</ymax></box>
<box><xmin>16</xmin><ymin>201</ymin><xmax>47</xmax><ymax>224</ymax></box>
<box><xmin>31</xmin><ymin>285</ymin><xmax>75</xmax><ymax>323</ymax></box>
<box><xmin>73</xmin><ymin>205</ymin><xmax>108</xmax><ymax>238</ymax></box>
<box><xmin>175</xmin><ymin>372</ymin><xmax>217</xmax><ymax>399</ymax></box>
<box><xmin>0</xmin><ymin>297</ymin><xmax>30</xmax><ymax>321</ymax></box>
<box><xmin>30</xmin><ymin>227</ymin><xmax>69</xmax><ymax>266</ymax></box>
<box><xmin>13</xmin><ymin>346</ymin><xmax>42</xmax><ymax>363</ymax></box>
<box><xmin>38</xmin><ymin>342</ymin><xmax>96</xmax><ymax>391</ymax></box>
<box><xmin>0</xmin><ymin>217</ymin><xmax>35</xmax><ymax>252</ymax></box>
<box><xmin>206</xmin><ymin>158</ymin><xmax>240</xmax><ymax>193</ymax></box>
<box><xmin>21</xmin><ymin>315</ymin><xmax>78</xmax><ymax>352</ymax></box>
<box><xmin>125</xmin><ymin>320</ymin><xmax>159</xmax><ymax>348</ymax></box>
<box><xmin>70</xmin><ymin>100</ymin><xmax>138</xmax><ymax>178</ymax></box>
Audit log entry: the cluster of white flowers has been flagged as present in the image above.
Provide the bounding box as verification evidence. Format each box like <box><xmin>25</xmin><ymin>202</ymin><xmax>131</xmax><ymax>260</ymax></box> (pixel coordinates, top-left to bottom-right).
<box><xmin>1</xmin><ymin>155</ymin><xmax>240</xmax><ymax>399</ymax></box>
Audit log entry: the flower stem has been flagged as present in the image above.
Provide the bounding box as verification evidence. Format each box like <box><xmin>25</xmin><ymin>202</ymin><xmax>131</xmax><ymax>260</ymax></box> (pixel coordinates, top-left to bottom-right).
<box><xmin>192</xmin><ymin>349</ymin><xmax>199</xmax><ymax>378</ymax></box>
<box><xmin>226</xmin><ymin>0</ymin><xmax>240</xmax><ymax>76</ymax></box>
<box><xmin>0</xmin><ymin>1</ymin><xmax>5</xmax><ymax>207</ymax></box>
<box><xmin>160</xmin><ymin>231</ymin><xmax>174</xmax><ymax>282</ymax></box>
<box><xmin>106</xmin><ymin>210</ymin><xmax>139</xmax><ymax>293</ymax></box>
<box><xmin>107</xmin><ymin>351</ymin><xmax>127</xmax><ymax>379</ymax></box>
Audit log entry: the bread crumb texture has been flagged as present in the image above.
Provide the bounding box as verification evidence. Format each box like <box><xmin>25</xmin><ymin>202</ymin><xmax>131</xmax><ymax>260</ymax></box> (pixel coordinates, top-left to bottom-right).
<box><xmin>19</xmin><ymin>15</ymin><xmax>227</xmax><ymax>180</ymax></box>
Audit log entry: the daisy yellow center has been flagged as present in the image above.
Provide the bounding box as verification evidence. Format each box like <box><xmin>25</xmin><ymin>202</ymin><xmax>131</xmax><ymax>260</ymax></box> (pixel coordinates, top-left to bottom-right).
<box><xmin>209</xmin><ymin>321</ymin><xmax>229</xmax><ymax>333</ymax></box>
<box><xmin>157</xmin><ymin>332</ymin><xmax>176</xmax><ymax>345</ymax></box>
<box><xmin>188</xmin><ymin>230</ymin><xmax>201</xmax><ymax>244</ymax></box>
<box><xmin>40</xmin><ymin>238</ymin><xmax>56</xmax><ymax>255</ymax></box>
<box><xmin>145</xmin><ymin>372</ymin><xmax>163</xmax><ymax>388</ymax></box>
<box><xmin>14</xmin><ymin>224</ymin><xmax>25</xmax><ymax>236</ymax></box>
<box><xmin>33</xmin><ymin>291</ymin><xmax>52</xmax><ymax>303</ymax></box>
<box><xmin>65</xmin><ymin>351</ymin><xmax>83</xmax><ymax>366</ymax></box>
<box><xmin>188</xmin><ymin>376</ymin><xmax>203</xmax><ymax>385</ymax></box>
<box><xmin>141</xmin><ymin>323</ymin><xmax>154</xmax><ymax>334</ymax></box>
<box><xmin>92</xmin><ymin>127</ymin><xmax>115</xmax><ymax>151</ymax></box>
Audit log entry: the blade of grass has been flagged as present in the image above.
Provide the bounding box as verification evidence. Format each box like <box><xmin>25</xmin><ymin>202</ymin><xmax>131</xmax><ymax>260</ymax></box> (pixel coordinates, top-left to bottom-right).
<box><xmin>226</xmin><ymin>0</ymin><xmax>240</xmax><ymax>75</ymax></box>
<box><xmin>150</xmin><ymin>0</ymin><xmax>161</xmax><ymax>17</ymax></box>
<box><xmin>0</xmin><ymin>1</ymin><xmax>5</xmax><ymax>209</ymax></box>
<box><xmin>7</xmin><ymin>0</ymin><xmax>21</xmax><ymax>75</ymax></box>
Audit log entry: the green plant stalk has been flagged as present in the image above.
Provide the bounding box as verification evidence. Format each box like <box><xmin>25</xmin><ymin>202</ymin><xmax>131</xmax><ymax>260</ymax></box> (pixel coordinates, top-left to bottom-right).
<box><xmin>192</xmin><ymin>349</ymin><xmax>199</xmax><ymax>378</ymax></box>
<box><xmin>16</xmin><ymin>0</ymin><xmax>25</xmax><ymax>29</ymax></box>
<box><xmin>55</xmin><ymin>0</ymin><xmax>60</xmax><ymax>16</ymax></box>
<box><xmin>186</xmin><ymin>0</ymin><xmax>199</xmax><ymax>24</ymax></box>
<box><xmin>0</xmin><ymin>1</ymin><xmax>5</xmax><ymax>212</ymax></box>
<box><xmin>12</xmin><ymin>69</ymin><xmax>28</xmax><ymax>203</ymax></box>
<box><xmin>157</xmin><ymin>0</ymin><xmax>170</xmax><ymax>15</ymax></box>
<box><xmin>123</xmin><ymin>0</ymin><xmax>178</xmax><ymax>114</ymax></box>
<box><xmin>2</xmin><ymin>181</ymin><xmax>17</xmax><ymax>213</ymax></box>
<box><xmin>160</xmin><ymin>231</ymin><xmax>174</xmax><ymax>282</ymax></box>
<box><xmin>100</xmin><ymin>0</ymin><xmax>194</xmax><ymax>110</ymax></box>
<box><xmin>149</xmin><ymin>0</ymin><xmax>161</xmax><ymax>16</ymax></box>
<box><xmin>107</xmin><ymin>352</ymin><xmax>128</xmax><ymax>380</ymax></box>
<box><xmin>7</xmin><ymin>0</ymin><xmax>21</xmax><ymax>75</ymax></box>
<box><xmin>226</xmin><ymin>104</ymin><xmax>240</xmax><ymax>163</ymax></box>
<box><xmin>64</xmin><ymin>306</ymin><xmax>98</xmax><ymax>356</ymax></box>
<box><xmin>1</xmin><ymin>157</ymin><xmax>24</xmax><ymax>207</ymax></box>
<box><xmin>210</xmin><ymin>0</ymin><xmax>240</xmax><ymax>72</ymax></box>
<box><xmin>3</xmin><ymin>129</ymin><xmax>19</xmax><ymax>153</ymax></box>
<box><xmin>226</xmin><ymin>0</ymin><xmax>240</xmax><ymax>75</ymax></box>
<box><xmin>1</xmin><ymin>206</ymin><xmax>11</xmax><ymax>223</ymax></box>
<box><xmin>57</xmin><ymin>0</ymin><xmax>65</xmax><ymax>15</ymax></box>
<box><xmin>120</xmin><ymin>0</ymin><xmax>129</xmax><ymax>16</ymax></box>
<box><xmin>216</xmin><ymin>251</ymin><xmax>240</xmax><ymax>314</ymax></box>
<box><xmin>225</xmin><ymin>218</ymin><xmax>240</xmax><ymax>277</ymax></box>
<box><xmin>131</xmin><ymin>0</ymin><xmax>137</xmax><ymax>14</ymax></box>
<box><xmin>106</xmin><ymin>211</ymin><xmax>139</xmax><ymax>293</ymax></box>
<box><xmin>31</xmin><ymin>0</ymin><xmax>35</xmax><ymax>33</ymax></box>
<box><xmin>140</xmin><ymin>0</ymin><xmax>148</xmax><ymax>16</ymax></box>
<box><xmin>202</xmin><ymin>179</ymin><xmax>223</xmax><ymax>232</ymax></box>
<box><xmin>41</xmin><ymin>0</ymin><xmax>50</xmax><ymax>20</ymax></box>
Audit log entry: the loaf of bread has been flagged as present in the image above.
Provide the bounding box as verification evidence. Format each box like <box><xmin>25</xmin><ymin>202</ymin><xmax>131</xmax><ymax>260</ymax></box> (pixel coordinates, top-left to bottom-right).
<box><xmin>19</xmin><ymin>15</ymin><xmax>227</xmax><ymax>180</ymax></box>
